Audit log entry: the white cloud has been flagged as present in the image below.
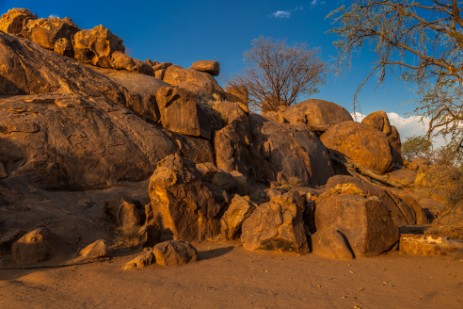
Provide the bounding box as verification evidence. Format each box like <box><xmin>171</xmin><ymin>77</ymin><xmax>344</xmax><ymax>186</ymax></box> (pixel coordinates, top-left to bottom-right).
<box><xmin>273</xmin><ymin>10</ymin><xmax>291</xmax><ymax>18</ymax></box>
<box><xmin>352</xmin><ymin>112</ymin><xmax>447</xmax><ymax>148</ymax></box>
<box><xmin>311</xmin><ymin>0</ymin><xmax>318</xmax><ymax>5</ymax></box>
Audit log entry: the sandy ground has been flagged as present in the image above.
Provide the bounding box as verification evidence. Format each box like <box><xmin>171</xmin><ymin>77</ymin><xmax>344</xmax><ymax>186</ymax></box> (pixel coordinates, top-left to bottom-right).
<box><xmin>1</xmin><ymin>242</ymin><xmax>462</xmax><ymax>309</ymax></box>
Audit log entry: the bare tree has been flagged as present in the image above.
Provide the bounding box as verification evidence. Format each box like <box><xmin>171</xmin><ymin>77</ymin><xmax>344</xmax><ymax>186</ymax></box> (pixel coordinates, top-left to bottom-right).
<box><xmin>330</xmin><ymin>0</ymin><xmax>463</xmax><ymax>152</ymax></box>
<box><xmin>230</xmin><ymin>37</ymin><xmax>325</xmax><ymax>112</ymax></box>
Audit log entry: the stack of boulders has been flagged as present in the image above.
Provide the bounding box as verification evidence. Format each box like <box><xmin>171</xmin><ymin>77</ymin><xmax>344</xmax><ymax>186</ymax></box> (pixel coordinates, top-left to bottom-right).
<box><xmin>0</xmin><ymin>8</ymin><xmax>434</xmax><ymax>265</ymax></box>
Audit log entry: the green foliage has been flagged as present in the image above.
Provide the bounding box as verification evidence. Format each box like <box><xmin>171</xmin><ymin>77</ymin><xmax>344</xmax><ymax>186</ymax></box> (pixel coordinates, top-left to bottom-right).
<box><xmin>401</xmin><ymin>135</ymin><xmax>432</xmax><ymax>161</ymax></box>
<box><xmin>229</xmin><ymin>37</ymin><xmax>325</xmax><ymax>112</ymax></box>
<box><xmin>330</xmin><ymin>1</ymin><xmax>463</xmax><ymax>153</ymax></box>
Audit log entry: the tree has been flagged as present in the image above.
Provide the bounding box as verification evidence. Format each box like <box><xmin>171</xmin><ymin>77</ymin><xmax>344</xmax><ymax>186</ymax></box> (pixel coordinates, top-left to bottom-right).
<box><xmin>230</xmin><ymin>37</ymin><xmax>325</xmax><ymax>112</ymax></box>
<box><xmin>401</xmin><ymin>135</ymin><xmax>432</xmax><ymax>161</ymax></box>
<box><xmin>330</xmin><ymin>1</ymin><xmax>463</xmax><ymax>152</ymax></box>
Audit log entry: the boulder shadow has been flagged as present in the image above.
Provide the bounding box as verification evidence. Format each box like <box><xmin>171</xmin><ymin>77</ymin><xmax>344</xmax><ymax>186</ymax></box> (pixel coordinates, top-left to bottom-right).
<box><xmin>198</xmin><ymin>246</ymin><xmax>234</xmax><ymax>261</ymax></box>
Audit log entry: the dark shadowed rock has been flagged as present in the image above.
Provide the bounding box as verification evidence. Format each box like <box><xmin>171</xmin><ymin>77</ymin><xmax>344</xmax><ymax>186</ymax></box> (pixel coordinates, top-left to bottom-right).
<box><xmin>171</xmin><ymin>134</ymin><xmax>214</xmax><ymax>164</ymax></box>
<box><xmin>191</xmin><ymin>60</ymin><xmax>220</xmax><ymax>76</ymax></box>
<box><xmin>153</xmin><ymin>240</ymin><xmax>198</xmax><ymax>266</ymax></box>
<box><xmin>241</xmin><ymin>192</ymin><xmax>308</xmax><ymax>254</ymax></box>
<box><xmin>155</xmin><ymin>86</ymin><xmax>212</xmax><ymax>139</ymax></box>
<box><xmin>321</xmin><ymin>121</ymin><xmax>393</xmax><ymax>175</ymax></box>
<box><xmin>315</xmin><ymin>193</ymin><xmax>399</xmax><ymax>258</ymax></box>
<box><xmin>282</xmin><ymin>99</ymin><xmax>353</xmax><ymax>132</ymax></box>
<box><xmin>73</xmin><ymin>25</ymin><xmax>125</xmax><ymax>68</ymax></box>
<box><xmin>148</xmin><ymin>154</ymin><xmax>225</xmax><ymax>241</ymax></box>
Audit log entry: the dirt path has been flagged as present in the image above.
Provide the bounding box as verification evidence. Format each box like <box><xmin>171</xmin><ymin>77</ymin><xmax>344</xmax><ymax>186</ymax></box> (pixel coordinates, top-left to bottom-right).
<box><xmin>1</xmin><ymin>242</ymin><xmax>462</xmax><ymax>309</ymax></box>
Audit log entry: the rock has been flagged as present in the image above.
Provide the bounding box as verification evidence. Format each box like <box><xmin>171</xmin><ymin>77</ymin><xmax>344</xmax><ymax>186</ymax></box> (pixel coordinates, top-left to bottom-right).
<box><xmin>190</xmin><ymin>60</ymin><xmax>220</xmax><ymax>76</ymax></box>
<box><xmin>73</xmin><ymin>25</ymin><xmax>125</xmax><ymax>68</ymax></box>
<box><xmin>362</xmin><ymin>111</ymin><xmax>403</xmax><ymax>166</ymax></box>
<box><xmin>78</xmin><ymin>239</ymin><xmax>107</xmax><ymax>259</ymax></box>
<box><xmin>399</xmin><ymin>195</ymin><xmax>429</xmax><ymax>225</ymax></box>
<box><xmin>0</xmin><ymin>8</ymin><xmax>37</xmax><ymax>35</ymax></box>
<box><xmin>162</xmin><ymin>65</ymin><xmax>224</xmax><ymax>99</ymax></box>
<box><xmin>11</xmin><ymin>227</ymin><xmax>69</xmax><ymax>264</ymax></box>
<box><xmin>155</xmin><ymin>86</ymin><xmax>212</xmax><ymax>139</ymax></box>
<box><xmin>324</xmin><ymin>175</ymin><xmax>416</xmax><ymax>226</ymax></box>
<box><xmin>148</xmin><ymin>154</ymin><xmax>225</xmax><ymax>241</ymax></box>
<box><xmin>211</xmin><ymin>170</ymin><xmax>248</xmax><ymax>196</ymax></box>
<box><xmin>311</xmin><ymin>229</ymin><xmax>354</xmax><ymax>259</ymax></box>
<box><xmin>321</xmin><ymin>121</ymin><xmax>393</xmax><ymax>175</ymax></box>
<box><xmin>212</xmin><ymin>100</ymin><xmax>249</xmax><ymax>125</ymax></box>
<box><xmin>104</xmin><ymin>198</ymin><xmax>143</xmax><ymax>231</ymax></box>
<box><xmin>153</xmin><ymin>240</ymin><xmax>198</xmax><ymax>266</ymax></box>
<box><xmin>383</xmin><ymin>168</ymin><xmax>416</xmax><ymax>187</ymax></box>
<box><xmin>282</xmin><ymin>99</ymin><xmax>353</xmax><ymax>132</ymax></box>
<box><xmin>221</xmin><ymin>195</ymin><xmax>256</xmax><ymax>240</ymax></box>
<box><xmin>0</xmin><ymin>162</ymin><xmax>7</xmax><ymax>178</ymax></box>
<box><xmin>315</xmin><ymin>193</ymin><xmax>399</xmax><ymax>257</ymax></box>
<box><xmin>241</xmin><ymin>192</ymin><xmax>308</xmax><ymax>254</ymax></box>
<box><xmin>249</xmin><ymin>114</ymin><xmax>334</xmax><ymax>186</ymax></box>
<box><xmin>23</xmin><ymin>17</ymin><xmax>79</xmax><ymax>57</ymax></box>
<box><xmin>172</xmin><ymin>134</ymin><xmax>214</xmax><ymax>164</ymax></box>
<box><xmin>90</xmin><ymin>66</ymin><xmax>166</xmax><ymax>123</ymax></box>
<box><xmin>224</xmin><ymin>84</ymin><xmax>249</xmax><ymax>104</ymax></box>
<box><xmin>123</xmin><ymin>248</ymin><xmax>155</xmax><ymax>270</ymax></box>
<box><xmin>0</xmin><ymin>229</ymin><xmax>23</xmax><ymax>257</ymax></box>
<box><xmin>110</xmin><ymin>51</ymin><xmax>154</xmax><ymax>75</ymax></box>
<box><xmin>152</xmin><ymin>62</ymin><xmax>172</xmax><ymax>80</ymax></box>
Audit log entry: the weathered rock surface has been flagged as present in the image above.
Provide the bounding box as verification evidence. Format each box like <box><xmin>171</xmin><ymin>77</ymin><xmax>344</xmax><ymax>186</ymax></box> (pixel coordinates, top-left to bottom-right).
<box><xmin>321</xmin><ymin>121</ymin><xmax>393</xmax><ymax>175</ymax></box>
<box><xmin>241</xmin><ymin>192</ymin><xmax>308</xmax><ymax>254</ymax></box>
<box><xmin>0</xmin><ymin>8</ymin><xmax>37</xmax><ymax>35</ymax></box>
<box><xmin>73</xmin><ymin>25</ymin><xmax>125</xmax><ymax>68</ymax></box>
<box><xmin>153</xmin><ymin>240</ymin><xmax>198</xmax><ymax>266</ymax></box>
<box><xmin>311</xmin><ymin>229</ymin><xmax>354</xmax><ymax>259</ymax></box>
<box><xmin>155</xmin><ymin>86</ymin><xmax>212</xmax><ymax>139</ymax></box>
<box><xmin>315</xmin><ymin>193</ymin><xmax>399</xmax><ymax>258</ymax></box>
<box><xmin>191</xmin><ymin>60</ymin><xmax>220</xmax><ymax>76</ymax></box>
<box><xmin>162</xmin><ymin>65</ymin><xmax>224</xmax><ymax>99</ymax></box>
<box><xmin>123</xmin><ymin>248</ymin><xmax>155</xmax><ymax>270</ymax></box>
<box><xmin>221</xmin><ymin>195</ymin><xmax>256</xmax><ymax>240</ymax></box>
<box><xmin>110</xmin><ymin>51</ymin><xmax>154</xmax><ymax>75</ymax></box>
<box><xmin>148</xmin><ymin>154</ymin><xmax>225</xmax><ymax>241</ymax></box>
<box><xmin>78</xmin><ymin>239</ymin><xmax>107</xmax><ymax>259</ymax></box>
<box><xmin>362</xmin><ymin>111</ymin><xmax>403</xmax><ymax>166</ymax></box>
<box><xmin>282</xmin><ymin>99</ymin><xmax>353</xmax><ymax>132</ymax></box>
<box><xmin>104</xmin><ymin>198</ymin><xmax>144</xmax><ymax>231</ymax></box>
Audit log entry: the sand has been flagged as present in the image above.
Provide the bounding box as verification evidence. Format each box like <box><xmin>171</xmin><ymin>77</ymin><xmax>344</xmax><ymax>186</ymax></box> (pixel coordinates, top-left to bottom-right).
<box><xmin>1</xmin><ymin>242</ymin><xmax>462</xmax><ymax>309</ymax></box>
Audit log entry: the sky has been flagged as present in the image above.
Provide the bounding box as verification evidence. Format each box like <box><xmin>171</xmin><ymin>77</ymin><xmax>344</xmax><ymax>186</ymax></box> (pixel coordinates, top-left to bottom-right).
<box><xmin>0</xmin><ymin>0</ymin><xmax>430</xmax><ymax>141</ymax></box>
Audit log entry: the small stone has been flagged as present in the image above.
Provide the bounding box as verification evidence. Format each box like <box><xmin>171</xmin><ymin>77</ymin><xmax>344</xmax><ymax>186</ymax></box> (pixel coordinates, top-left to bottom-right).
<box><xmin>123</xmin><ymin>248</ymin><xmax>155</xmax><ymax>270</ymax></box>
<box><xmin>78</xmin><ymin>239</ymin><xmax>107</xmax><ymax>259</ymax></box>
<box><xmin>153</xmin><ymin>240</ymin><xmax>198</xmax><ymax>266</ymax></box>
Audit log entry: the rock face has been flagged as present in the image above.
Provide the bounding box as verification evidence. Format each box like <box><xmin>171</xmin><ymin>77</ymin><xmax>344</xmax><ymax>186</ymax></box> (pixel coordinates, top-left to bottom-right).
<box><xmin>241</xmin><ymin>192</ymin><xmax>308</xmax><ymax>254</ymax></box>
<box><xmin>148</xmin><ymin>154</ymin><xmax>225</xmax><ymax>241</ymax></box>
<box><xmin>162</xmin><ymin>65</ymin><xmax>224</xmax><ymax>99</ymax></box>
<box><xmin>155</xmin><ymin>86</ymin><xmax>212</xmax><ymax>139</ymax></box>
<box><xmin>221</xmin><ymin>195</ymin><xmax>256</xmax><ymax>240</ymax></box>
<box><xmin>282</xmin><ymin>99</ymin><xmax>353</xmax><ymax>132</ymax></box>
<box><xmin>153</xmin><ymin>240</ymin><xmax>198</xmax><ymax>266</ymax></box>
<box><xmin>315</xmin><ymin>193</ymin><xmax>399</xmax><ymax>258</ymax></box>
<box><xmin>321</xmin><ymin>121</ymin><xmax>393</xmax><ymax>175</ymax></box>
<box><xmin>0</xmin><ymin>8</ymin><xmax>36</xmax><ymax>35</ymax></box>
<box><xmin>73</xmin><ymin>25</ymin><xmax>125</xmax><ymax>68</ymax></box>
<box><xmin>362</xmin><ymin>111</ymin><xmax>403</xmax><ymax>166</ymax></box>
<box><xmin>191</xmin><ymin>60</ymin><xmax>220</xmax><ymax>76</ymax></box>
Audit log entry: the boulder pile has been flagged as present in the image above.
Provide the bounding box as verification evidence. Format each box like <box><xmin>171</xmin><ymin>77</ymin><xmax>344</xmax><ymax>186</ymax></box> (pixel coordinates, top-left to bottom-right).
<box><xmin>0</xmin><ymin>8</ymin><xmax>436</xmax><ymax>266</ymax></box>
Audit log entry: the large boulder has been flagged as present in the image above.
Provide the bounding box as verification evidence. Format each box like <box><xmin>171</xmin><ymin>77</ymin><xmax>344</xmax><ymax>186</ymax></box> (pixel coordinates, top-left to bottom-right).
<box><xmin>190</xmin><ymin>60</ymin><xmax>220</xmax><ymax>76</ymax></box>
<box><xmin>162</xmin><ymin>65</ymin><xmax>224</xmax><ymax>99</ymax></box>
<box><xmin>23</xmin><ymin>17</ymin><xmax>79</xmax><ymax>57</ymax></box>
<box><xmin>315</xmin><ymin>192</ymin><xmax>399</xmax><ymax>258</ymax></box>
<box><xmin>221</xmin><ymin>195</ymin><xmax>256</xmax><ymax>240</ymax></box>
<box><xmin>148</xmin><ymin>154</ymin><xmax>225</xmax><ymax>241</ymax></box>
<box><xmin>282</xmin><ymin>99</ymin><xmax>353</xmax><ymax>132</ymax></box>
<box><xmin>241</xmin><ymin>192</ymin><xmax>308</xmax><ymax>254</ymax></box>
<box><xmin>249</xmin><ymin>115</ymin><xmax>334</xmax><ymax>186</ymax></box>
<box><xmin>73</xmin><ymin>25</ymin><xmax>125</xmax><ymax>68</ymax></box>
<box><xmin>320</xmin><ymin>121</ymin><xmax>393</xmax><ymax>175</ymax></box>
<box><xmin>0</xmin><ymin>8</ymin><xmax>37</xmax><ymax>35</ymax></box>
<box><xmin>362</xmin><ymin>111</ymin><xmax>403</xmax><ymax>166</ymax></box>
<box><xmin>110</xmin><ymin>51</ymin><xmax>154</xmax><ymax>75</ymax></box>
<box><xmin>311</xmin><ymin>229</ymin><xmax>354</xmax><ymax>259</ymax></box>
<box><xmin>153</xmin><ymin>240</ymin><xmax>198</xmax><ymax>266</ymax></box>
<box><xmin>155</xmin><ymin>86</ymin><xmax>212</xmax><ymax>139</ymax></box>
<box><xmin>324</xmin><ymin>175</ymin><xmax>417</xmax><ymax>226</ymax></box>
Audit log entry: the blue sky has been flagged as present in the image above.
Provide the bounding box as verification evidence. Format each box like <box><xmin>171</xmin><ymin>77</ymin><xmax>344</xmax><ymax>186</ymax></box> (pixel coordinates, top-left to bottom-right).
<box><xmin>0</xmin><ymin>0</ymin><xmax>418</xmax><ymax>117</ymax></box>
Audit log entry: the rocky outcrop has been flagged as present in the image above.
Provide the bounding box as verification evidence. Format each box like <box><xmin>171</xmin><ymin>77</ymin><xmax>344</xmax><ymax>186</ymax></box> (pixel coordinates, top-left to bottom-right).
<box><xmin>153</xmin><ymin>240</ymin><xmax>198</xmax><ymax>266</ymax></box>
<box><xmin>221</xmin><ymin>195</ymin><xmax>256</xmax><ymax>240</ymax></box>
<box><xmin>282</xmin><ymin>99</ymin><xmax>353</xmax><ymax>132</ymax></box>
<box><xmin>315</xmin><ymin>192</ymin><xmax>399</xmax><ymax>258</ymax></box>
<box><xmin>73</xmin><ymin>25</ymin><xmax>125</xmax><ymax>68</ymax></box>
<box><xmin>191</xmin><ymin>60</ymin><xmax>220</xmax><ymax>76</ymax></box>
<box><xmin>0</xmin><ymin>8</ymin><xmax>36</xmax><ymax>35</ymax></box>
<box><xmin>362</xmin><ymin>111</ymin><xmax>403</xmax><ymax>166</ymax></box>
<box><xmin>148</xmin><ymin>154</ymin><xmax>225</xmax><ymax>242</ymax></box>
<box><xmin>321</xmin><ymin>121</ymin><xmax>393</xmax><ymax>175</ymax></box>
<box><xmin>110</xmin><ymin>51</ymin><xmax>154</xmax><ymax>75</ymax></box>
<box><xmin>241</xmin><ymin>192</ymin><xmax>308</xmax><ymax>254</ymax></box>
